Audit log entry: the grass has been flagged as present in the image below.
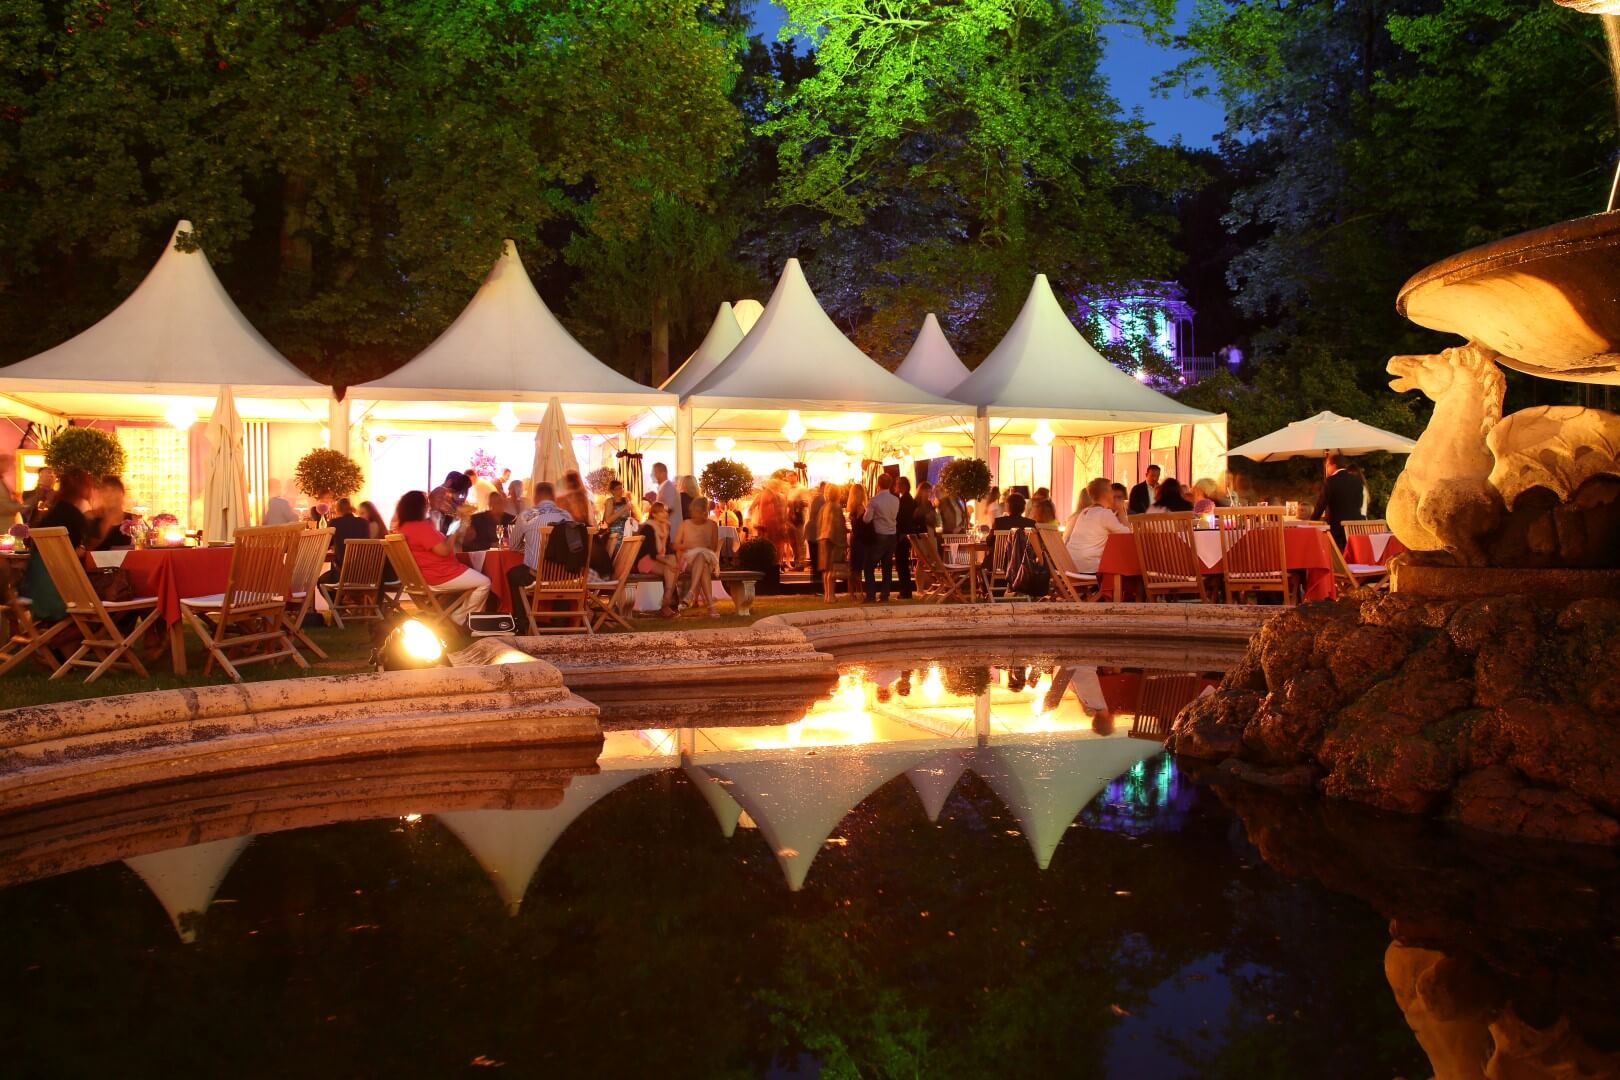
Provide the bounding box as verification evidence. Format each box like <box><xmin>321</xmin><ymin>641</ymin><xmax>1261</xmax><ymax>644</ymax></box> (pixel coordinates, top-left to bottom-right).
<box><xmin>0</xmin><ymin>593</ymin><xmax>927</xmax><ymax>709</ymax></box>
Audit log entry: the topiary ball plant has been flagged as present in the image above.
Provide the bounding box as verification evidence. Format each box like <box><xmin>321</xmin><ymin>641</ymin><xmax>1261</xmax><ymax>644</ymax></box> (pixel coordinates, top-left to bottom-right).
<box><xmin>44</xmin><ymin>426</ymin><xmax>125</xmax><ymax>479</ymax></box>
<box><xmin>938</xmin><ymin>457</ymin><xmax>992</xmax><ymax>503</ymax></box>
<box><xmin>701</xmin><ymin>458</ymin><xmax>754</xmax><ymax>506</ymax></box>
<box><xmin>294</xmin><ymin>448</ymin><xmax>364</xmax><ymax>499</ymax></box>
<box><xmin>735</xmin><ymin>536</ymin><xmax>782</xmax><ymax>594</ymax></box>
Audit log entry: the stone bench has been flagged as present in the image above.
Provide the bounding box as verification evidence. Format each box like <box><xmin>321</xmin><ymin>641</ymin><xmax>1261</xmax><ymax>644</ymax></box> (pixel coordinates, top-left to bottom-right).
<box><xmin>626</xmin><ymin>569</ymin><xmax>764</xmax><ymax>615</ymax></box>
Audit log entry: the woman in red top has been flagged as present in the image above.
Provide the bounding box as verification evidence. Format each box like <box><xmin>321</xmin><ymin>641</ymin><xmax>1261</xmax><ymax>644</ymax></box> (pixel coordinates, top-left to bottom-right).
<box><xmin>395</xmin><ymin>490</ymin><xmax>490</xmax><ymax>626</ymax></box>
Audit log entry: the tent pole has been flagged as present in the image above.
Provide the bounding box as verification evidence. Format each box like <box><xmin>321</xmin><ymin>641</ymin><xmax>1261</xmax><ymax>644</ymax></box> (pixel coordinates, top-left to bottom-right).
<box><xmin>973</xmin><ymin>408</ymin><xmax>990</xmax><ymax>462</ymax></box>
<box><xmin>327</xmin><ymin>396</ymin><xmax>350</xmax><ymax>458</ymax></box>
<box><xmin>675</xmin><ymin>403</ymin><xmax>694</xmax><ymax>479</ymax></box>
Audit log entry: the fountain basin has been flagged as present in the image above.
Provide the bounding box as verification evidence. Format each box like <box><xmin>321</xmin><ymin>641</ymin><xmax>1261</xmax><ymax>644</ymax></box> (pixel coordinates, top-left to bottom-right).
<box><xmin>1397</xmin><ymin>211</ymin><xmax>1620</xmax><ymax>383</ymax></box>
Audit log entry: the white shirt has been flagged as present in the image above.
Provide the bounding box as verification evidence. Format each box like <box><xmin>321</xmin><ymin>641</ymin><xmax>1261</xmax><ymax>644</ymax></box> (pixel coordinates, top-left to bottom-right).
<box><xmin>656</xmin><ymin>478</ymin><xmax>682</xmax><ymax>529</ymax></box>
<box><xmin>1064</xmin><ymin>506</ymin><xmax>1130</xmax><ymax>574</ymax></box>
<box><xmin>513</xmin><ymin>500</ymin><xmax>574</xmax><ymax>571</ymax></box>
<box><xmin>864</xmin><ymin>490</ymin><xmax>900</xmax><ymax>535</ymax></box>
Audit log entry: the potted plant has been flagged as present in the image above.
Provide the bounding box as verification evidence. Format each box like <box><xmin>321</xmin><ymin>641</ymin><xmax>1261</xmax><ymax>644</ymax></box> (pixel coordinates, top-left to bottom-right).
<box><xmin>938</xmin><ymin>457</ymin><xmax>992</xmax><ymax>503</ymax></box>
<box><xmin>44</xmin><ymin>426</ymin><xmax>125</xmax><ymax>478</ymax></box>
<box><xmin>735</xmin><ymin>536</ymin><xmax>782</xmax><ymax>594</ymax></box>
<box><xmin>294</xmin><ymin>448</ymin><xmax>364</xmax><ymax>501</ymax></box>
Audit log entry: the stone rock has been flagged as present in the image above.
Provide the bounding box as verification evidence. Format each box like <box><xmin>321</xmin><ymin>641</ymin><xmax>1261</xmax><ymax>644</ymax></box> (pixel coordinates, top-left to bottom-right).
<box><xmin>1167</xmin><ymin>689</ymin><xmax>1261</xmax><ymax>761</ymax></box>
<box><xmin>1324</xmin><ymin>624</ymin><xmax>1408</xmax><ymax>698</ymax></box>
<box><xmin>1448</xmin><ymin>597</ymin><xmax>1538</xmax><ymax>656</ymax></box>
<box><xmin>1384</xmin><ymin>634</ymin><xmax>1474</xmax><ymax>725</ymax></box>
<box><xmin>1219</xmin><ymin>758</ymin><xmax>1318</xmax><ymax>790</ymax></box>
<box><xmin>1320</xmin><ymin>731</ymin><xmax>1461</xmax><ymax>815</ymax></box>
<box><xmin>1451</xmin><ymin>766</ymin><xmax>1620</xmax><ymax>846</ymax></box>
<box><xmin>1361</xmin><ymin>591</ymin><xmax>1460</xmax><ymax>633</ymax></box>
<box><xmin>1243</xmin><ymin>688</ymin><xmax>1329</xmax><ymax>766</ymax></box>
<box><xmin>1220</xmin><ymin>645</ymin><xmax>1267</xmax><ymax>694</ymax></box>
<box><xmin>1489</xmin><ymin>699</ymin><xmax>1620</xmax><ymax>815</ymax></box>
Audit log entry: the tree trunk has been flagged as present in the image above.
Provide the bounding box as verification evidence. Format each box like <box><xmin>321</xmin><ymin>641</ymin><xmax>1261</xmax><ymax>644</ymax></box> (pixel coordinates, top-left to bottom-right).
<box><xmin>650</xmin><ymin>292</ymin><xmax>671</xmax><ymax>387</ymax></box>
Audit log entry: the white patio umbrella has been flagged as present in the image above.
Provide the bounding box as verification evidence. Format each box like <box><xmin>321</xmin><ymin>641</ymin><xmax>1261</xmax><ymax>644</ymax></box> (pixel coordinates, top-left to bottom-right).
<box><xmin>201</xmin><ymin>385</ymin><xmax>250</xmax><ymax>542</ymax></box>
<box><xmin>1227</xmin><ymin>411</ymin><xmax>1416</xmax><ymax>462</ymax></box>
<box><xmin>529</xmin><ymin>396</ymin><xmax>581</xmax><ymax>490</ymax></box>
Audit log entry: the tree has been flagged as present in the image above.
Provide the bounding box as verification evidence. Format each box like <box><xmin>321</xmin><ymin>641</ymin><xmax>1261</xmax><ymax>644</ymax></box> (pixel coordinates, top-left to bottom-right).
<box><xmin>44</xmin><ymin>427</ymin><xmax>124</xmax><ymax>478</ymax></box>
<box><xmin>762</xmin><ymin>0</ymin><xmax>1199</xmax><ymax>361</ymax></box>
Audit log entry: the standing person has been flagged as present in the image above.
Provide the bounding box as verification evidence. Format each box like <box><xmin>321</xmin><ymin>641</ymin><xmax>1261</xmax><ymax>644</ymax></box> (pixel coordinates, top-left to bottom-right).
<box><xmin>469</xmin><ymin>465</ymin><xmax>498</xmax><ymax>508</ymax></box>
<box><xmin>787</xmin><ymin>490</ymin><xmax>808</xmax><ymax>569</ymax></box>
<box><xmin>1065</xmin><ymin>479</ymin><xmax>1131</xmax><ymax>574</ymax></box>
<box><xmin>395</xmin><ymin>490</ymin><xmax>490</xmax><ymax>627</ymax></box>
<box><xmin>23</xmin><ymin>466</ymin><xmax>55</xmax><ymax>525</ymax></box>
<box><xmin>1311</xmin><ymin>453</ymin><xmax>1367</xmax><ymax>549</ymax></box>
<box><xmin>0</xmin><ymin>453</ymin><xmax>24</xmax><ymax>527</ymax></box>
<box><xmin>556</xmin><ymin>470</ymin><xmax>593</xmax><ymax>526</ymax></box>
<box><xmin>674</xmin><ymin>496</ymin><xmax>722</xmax><ymax>619</ymax></box>
<box><xmin>894</xmin><ymin>476</ymin><xmax>918</xmax><ymax>601</ymax></box>
<box><xmin>818</xmin><ymin>485</ymin><xmax>848</xmax><ymax>602</ymax></box>
<box><xmin>428</xmin><ymin>472</ymin><xmax>463</xmax><ymax>532</ymax></box>
<box><xmin>652</xmin><ymin>461</ymin><xmax>682</xmax><ymax>532</ymax></box>
<box><xmin>806</xmin><ymin>482</ymin><xmax>828</xmax><ymax>576</ymax></box>
<box><xmin>506</xmin><ymin>482</ymin><xmax>573</xmax><ymax>634</ymax></box>
<box><xmin>846</xmin><ymin>484</ymin><xmax>870</xmax><ymax>604</ymax></box>
<box><xmin>975</xmin><ymin>485</ymin><xmax>1003</xmax><ymax>531</ymax></box>
<box><xmin>1128</xmin><ymin>464</ymin><xmax>1161</xmax><ymax>515</ymax></box>
<box><xmin>938</xmin><ymin>485</ymin><xmax>968</xmax><ymax>536</ymax></box>
<box><xmin>506</xmin><ymin>479</ymin><xmax>528</xmax><ymax>518</ymax></box>
<box><xmin>862</xmin><ymin>473</ymin><xmax>900</xmax><ymax>602</ymax></box>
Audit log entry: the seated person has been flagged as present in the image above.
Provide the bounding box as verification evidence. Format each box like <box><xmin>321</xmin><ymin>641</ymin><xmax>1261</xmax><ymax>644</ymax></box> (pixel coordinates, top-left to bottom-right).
<box><xmin>395</xmin><ymin>489</ymin><xmax>490</xmax><ymax>626</ymax></box>
<box><xmin>673</xmin><ymin>496</ymin><xmax>721</xmax><ymax>619</ymax></box>
<box><xmin>507</xmin><ymin>483</ymin><xmax>574</xmax><ymax>634</ymax></box>
<box><xmin>1149</xmin><ymin>478</ymin><xmax>1194</xmax><ymax>513</ymax></box>
<box><xmin>635</xmin><ymin>501</ymin><xmax>681</xmax><ymax>618</ymax></box>
<box><xmin>457</xmin><ymin>490</ymin><xmax>514</xmax><ymax>553</ymax></box>
<box><xmin>1064</xmin><ymin>478</ymin><xmax>1131</xmax><ymax>574</ymax></box>
<box><xmin>321</xmin><ymin>498</ymin><xmax>373</xmax><ymax>585</ymax></box>
<box><xmin>991</xmin><ymin>491</ymin><xmax>1037</xmax><ymax>531</ymax></box>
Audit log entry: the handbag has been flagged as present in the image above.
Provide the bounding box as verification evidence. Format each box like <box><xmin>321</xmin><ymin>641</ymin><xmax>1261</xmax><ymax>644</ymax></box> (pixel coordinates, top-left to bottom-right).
<box><xmin>87</xmin><ymin>566</ymin><xmax>133</xmax><ymax>603</ymax></box>
<box><xmin>1006</xmin><ymin>530</ymin><xmax>1051</xmax><ymax>599</ymax></box>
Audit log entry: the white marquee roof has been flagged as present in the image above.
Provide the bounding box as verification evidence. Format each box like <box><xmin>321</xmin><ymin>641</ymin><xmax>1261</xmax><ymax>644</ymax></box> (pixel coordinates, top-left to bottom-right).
<box><xmin>951</xmin><ymin>275</ymin><xmax>1217</xmax><ymax>426</ymax></box>
<box><xmin>684</xmin><ymin>259</ymin><xmax>959</xmax><ymax>415</ymax></box>
<box><xmin>661</xmin><ymin>302</ymin><xmax>742</xmax><ymax>397</ymax></box>
<box><xmin>0</xmin><ymin>220</ymin><xmax>329</xmax><ymax>419</ymax></box>
<box><xmin>358</xmin><ymin>240</ymin><xmax>667</xmax><ymax>407</ymax></box>
<box><xmin>894</xmin><ymin>314</ymin><xmax>971</xmax><ymax>398</ymax></box>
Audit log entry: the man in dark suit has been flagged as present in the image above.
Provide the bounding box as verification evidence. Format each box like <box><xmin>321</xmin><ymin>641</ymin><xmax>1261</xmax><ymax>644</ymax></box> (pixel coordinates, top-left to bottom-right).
<box><xmin>1127</xmin><ymin>464</ymin><xmax>1160</xmax><ymax>516</ymax></box>
<box><xmin>992</xmin><ymin>491</ymin><xmax>1037</xmax><ymax>531</ymax></box>
<box><xmin>894</xmin><ymin>476</ymin><xmax>918</xmax><ymax>600</ymax></box>
<box><xmin>1312</xmin><ymin>453</ymin><xmax>1366</xmax><ymax>549</ymax></box>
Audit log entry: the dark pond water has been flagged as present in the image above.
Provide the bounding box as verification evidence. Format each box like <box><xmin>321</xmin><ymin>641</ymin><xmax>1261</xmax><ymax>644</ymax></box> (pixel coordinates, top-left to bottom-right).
<box><xmin>0</xmin><ymin>642</ymin><xmax>1616</xmax><ymax>1078</ymax></box>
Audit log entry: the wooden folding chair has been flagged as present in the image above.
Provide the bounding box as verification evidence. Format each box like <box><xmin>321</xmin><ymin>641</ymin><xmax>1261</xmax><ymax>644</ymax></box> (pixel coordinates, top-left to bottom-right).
<box><xmin>1129</xmin><ymin>512</ymin><xmax>1207</xmax><ymax>603</ymax></box>
<box><xmin>1034</xmin><ymin>529</ymin><xmax>1099</xmax><ymax>602</ymax></box>
<box><xmin>382</xmin><ymin>534</ymin><xmax>459</xmax><ymax>634</ymax></box>
<box><xmin>1130</xmin><ymin>672</ymin><xmax>1209</xmax><ymax>741</ymax></box>
<box><xmin>319</xmin><ymin>539</ymin><xmax>391</xmax><ymax>629</ymax></box>
<box><xmin>911</xmin><ymin>533</ymin><xmax>970</xmax><ymax>604</ymax></box>
<box><xmin>987</xmin><ymin>529</ymin><xmax>1025</xmax><ymax>602</ymax></box>
<box><xmin>1343</xmin><ymin>519</ymin><xmax>1388</xmax><ymax>538</ymax></box>
<box><xmin>0</xmin><ymin>594</ymin><xmax>67</xmax><ymax>677</ymax></box>
<box><xmin>180</xmin><ymin>524</ymin><xmax>307</xmax><ymax>683</ymax></box>
<box><xmin>522</xmin><ymin>526</ymin><xmax>591</xmax><ymax>634</ymax></box>
<box><xmin>588</xmin><ymin>535</ymin><xmax>642</xmax><ymax>632</ymax></box>
<box><xmin>1329</xmin><ymin>540</ymin><xmax>1389</xmax><ymax>594</ymax></box>
<box><xmin>282</xmin><ymin>527</ymin><xmax>333</xmax><ymax>660</ymax></box>
<box><xmin>1215</xmin><ymin>507</ymin><xmax>1292</xmax><ymax>605</ymax></box>
<box><xmin>28</xmin><ymin>527</ymin><xmax>162</xmax><ymax>684</ymax></box>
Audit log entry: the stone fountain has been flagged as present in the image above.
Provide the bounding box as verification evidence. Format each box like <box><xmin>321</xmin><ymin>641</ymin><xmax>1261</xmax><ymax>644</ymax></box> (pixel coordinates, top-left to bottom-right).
<box><xmin>1169</xmin><ymin>0</ymin><xmax>1620</xmax><ymax>845</ymax></box>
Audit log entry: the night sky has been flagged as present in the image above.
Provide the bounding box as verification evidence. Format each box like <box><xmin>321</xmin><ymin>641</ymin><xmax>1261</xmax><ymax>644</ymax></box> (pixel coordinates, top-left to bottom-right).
<box><xmin>745</xmin><ymin>0</ymin><xmax>1225</xmax><ymax>148</ymax></box>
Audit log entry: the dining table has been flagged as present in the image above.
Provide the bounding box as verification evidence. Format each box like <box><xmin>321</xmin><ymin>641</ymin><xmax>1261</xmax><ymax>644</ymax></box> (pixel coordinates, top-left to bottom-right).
<box><xmin>95</xmin><ymin>545</ymin><xmax>236</xmax><ymax>675</ymax></box>
<box><xmin>1345</xmin><ymin>531</ymin><xmax>1407</xmax><ymax>566</ymax></box>
<box><xmin>1096</xmin><ymin>524</ymin><xmax>1339</xmax><ymax>603</ymax></box>
<box><xmin>456</xmin><ymin>548</ymin><xmax>526</xmax><ymax>614</ymax></box>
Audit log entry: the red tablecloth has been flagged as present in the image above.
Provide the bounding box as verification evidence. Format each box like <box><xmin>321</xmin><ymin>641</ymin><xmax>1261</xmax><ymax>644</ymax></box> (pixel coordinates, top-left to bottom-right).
<box><xmin>1346</xmin><ymin>533</ymin><xmax>1408</xmax><ymax>565</ymax></box>
<box><xmin>121</xmin><ymin>547</ymin><xmax>237</xmax><ymax>624</ymax></box>
<box><xmin>1097</xmin><ymin>528</ymin><xmax>1337</xmax><ymax>602</ymax></box>
<box><xmin>457</xmin><ymin>549</ymin><xmax>525</xmax><ymax>613</ymax></box>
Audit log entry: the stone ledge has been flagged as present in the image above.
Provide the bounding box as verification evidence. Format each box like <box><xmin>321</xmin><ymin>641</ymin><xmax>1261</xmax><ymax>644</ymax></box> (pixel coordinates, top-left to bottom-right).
<box><xmin>456</xmin><ymin>627</ymin><xmax>839</xmax><ymax>689</ymax></box>
<box><xmin>760</xmin><ymin>602</ymin><xmax>1271</xmax><ymax>649</ymax></box>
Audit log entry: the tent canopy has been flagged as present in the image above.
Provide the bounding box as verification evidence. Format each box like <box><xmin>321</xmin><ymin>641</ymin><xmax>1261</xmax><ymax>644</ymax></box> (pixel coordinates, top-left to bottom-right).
<box><xmin>894</xmin><ymin>313</ymin><xmax>971</xmax><ymax>398</ymax></box>
<box><xmin>0</xmin><ymin>220</ymin><xmax>328</xmax><ymax>420</ymax></box>
<box><xmin>357</xmin><ymin>240</ymin><xmax>667</xmax><ymax>408</ymax></box>
<box><xmin>683</xmin><ymin>259</ymin><xmax>959</xmax><ymax>416</ymax></box>
<box><xmin>1228</xmin><ymin>411</ymin><xmax>1417</xmax><ymax>461</ymax></box>
<box><xmin>950</xmin><ymin>275</ymin><xmax>1217</xmax><ymax>427</ymax></box>
<box><xmin>662</xmin><ymin>302</ymin><xmax>742</xmax><ymax>397</ymax></box>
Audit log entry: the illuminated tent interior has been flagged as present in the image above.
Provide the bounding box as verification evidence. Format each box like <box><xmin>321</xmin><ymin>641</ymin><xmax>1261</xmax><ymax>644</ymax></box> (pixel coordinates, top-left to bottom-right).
<box><xmin>123</xmin><ymin>835</ymin><xmax>254</xmax><ymax>944</ymax></box>
<box><xmin>0</xmin><ymin>220</ymin><xmax>336</xmax><ymax>525</ymax></box>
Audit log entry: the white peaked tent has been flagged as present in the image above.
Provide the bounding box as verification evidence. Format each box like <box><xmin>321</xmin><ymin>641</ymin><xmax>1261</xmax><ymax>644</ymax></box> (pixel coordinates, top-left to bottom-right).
<box><xmin>906</xmin><ymin>751</ymin><xmax>970</xmax><ymax>823</ymax></box>
<box><xmin>124</xmin><ymin>836</ymin><xmax>253</xmax><ymax>943</ymax></box>
<box><xmin>683</xmin><ymin>763</ymin><xmax>745</xmax><ymax>838</ymax></box>
<box><xmin>951</xmin><ymin>274</ymin><xmax>1217</xmax><ymax>433</ymax></box>
<box><xmin>201</xmin><ymin>386</ymin><xmax>249</xmax><ymax>543</ymax></box>
<box><xmin>701</xmin><ymin>746</ymin><xmax>934</xmax><ymax>891</ymax></box>
<box><xmin>662</xmin><ymin>303</ymin><xmax>743</xmax><ymax>398</ymax></box>
<box><xmin>973</xmin><ymin>736</ymin><xmax>1158</xmax><ymax>870</ymax></box>
<box><xmin>685</xmin><ymin>260</ymin><xmax>958</xmax><ymax>416</ymax></box>
<box><xmin>437</xmin><ymin>769</ymin><xmax>653</xmax><ymax>915</ymax></box>
<box><xmin>530</xmin><ymin>396</ymin><xmax>582</xmax><ymax>489</ymax></box>
<box><xmin>894</xmin><ymin>314</ymin><xmax>972</xmax><ymax>399</ymax></box>
<box><xmin>732</xmin><ymin>299</ymin><xmax>765</xmax><ymax>335</ymax></box>
<box><xmin>0</xmin><ymin>220</ymin><xmax>329</xmax><ymax>420</ymax></box>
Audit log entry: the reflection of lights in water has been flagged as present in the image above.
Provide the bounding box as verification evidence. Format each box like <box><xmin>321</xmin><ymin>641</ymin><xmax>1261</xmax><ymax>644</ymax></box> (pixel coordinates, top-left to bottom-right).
<box><xmin>834</xmin><ymin>675</ymin><xmax>867</xmax><ymax>714</ymax></box>
<box><xmin>1030</xmin><ymin>692</ymin><xmax>1047</xmax><ymax>717</ymax></box>
<box><xmin>402</xmin><ymin>814</ymin><xmax>422</xmax><ymax>824</ymax></box>
<box><xmin>922</xmin><ymin>666</ymin><xmax>945</xmax><ymax>702</ymax></box>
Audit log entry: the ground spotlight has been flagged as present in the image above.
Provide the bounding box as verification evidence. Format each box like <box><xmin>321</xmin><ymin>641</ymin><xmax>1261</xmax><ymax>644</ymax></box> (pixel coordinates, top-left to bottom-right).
<box><xmin>374</xmin><ymin>617</ymin><xmax>449</xmax><ymax>671</ymax></box>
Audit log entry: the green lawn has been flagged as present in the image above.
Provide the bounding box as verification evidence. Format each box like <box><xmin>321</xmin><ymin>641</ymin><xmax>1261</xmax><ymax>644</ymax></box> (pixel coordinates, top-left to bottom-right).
<box><xmin>0</xmin><ymin>594</ymin><xmax>922</xmax><ymax>709</ymax></box>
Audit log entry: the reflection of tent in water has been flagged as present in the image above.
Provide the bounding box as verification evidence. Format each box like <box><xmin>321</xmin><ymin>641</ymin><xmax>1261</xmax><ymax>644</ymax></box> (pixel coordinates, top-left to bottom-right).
<box><xmin>123</xmin><ymin>836</ymin><xmax>253</xmax><ymax>943</ymax></box>
<box><xmin>906</xmin><ymin>751</ymin><xmax>971</xmax><ymax>823</ymax></box>
<box><xmin>972</xmin><ymin>737</ymin><xmax>1160</xmax><ymax>869</ymax></box>
<box><xmin>702</xmin><ymin>746</ymin><xmax>936</xmax><ymax>891</ymax></box>
<box><xmin>683</xmin><ymin>764</ymin><xmax>744</xmax><ymax>838</ymax></box>
<box><xmin>437</xmin><ymin>769</ymin><xmax>654</xmax><ymax>914</ymax></box>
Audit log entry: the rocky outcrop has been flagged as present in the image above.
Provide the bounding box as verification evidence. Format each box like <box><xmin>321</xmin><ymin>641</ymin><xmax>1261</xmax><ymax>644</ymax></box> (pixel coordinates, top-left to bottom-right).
<box><xmin>1169</xmin><ymin>590</ymin><xmax>1620</xmax><ymax>844</ymax></box>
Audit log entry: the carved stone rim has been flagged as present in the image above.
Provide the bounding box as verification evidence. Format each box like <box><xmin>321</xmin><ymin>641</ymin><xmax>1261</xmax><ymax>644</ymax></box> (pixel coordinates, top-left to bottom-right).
<box><xmin>1396</xmin><ymin>211</ymin><xmax>1620</xmax><ymax>318</ymax></box>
